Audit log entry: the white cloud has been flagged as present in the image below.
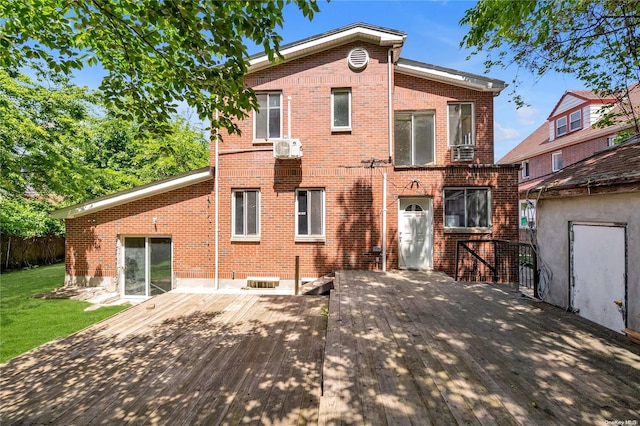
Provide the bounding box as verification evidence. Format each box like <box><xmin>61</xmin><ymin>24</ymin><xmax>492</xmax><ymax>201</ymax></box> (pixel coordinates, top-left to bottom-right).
<box><xmin>494</xmin><ymin>122</ymin><xmax>520</xmax><ymax>142</ymax></box>
<box><xmin>517</xmin><ymin>106</ymin><xmax>540</xmax><ymax>126</ymax></box>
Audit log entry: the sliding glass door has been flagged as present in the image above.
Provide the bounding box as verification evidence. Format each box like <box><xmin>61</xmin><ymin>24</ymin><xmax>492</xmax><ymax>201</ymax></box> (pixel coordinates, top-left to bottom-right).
<box><xmin>123</xmin><ymin>237</ymin><xmax>172</xmax><ymax>297</ymax></box>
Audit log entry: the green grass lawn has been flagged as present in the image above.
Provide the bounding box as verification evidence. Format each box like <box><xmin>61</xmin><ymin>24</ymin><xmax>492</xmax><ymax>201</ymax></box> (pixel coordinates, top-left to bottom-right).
<box><xmin>0</xmin><ymin>263</ymin><xmax>129</xmax><ymax>363</ymax></box>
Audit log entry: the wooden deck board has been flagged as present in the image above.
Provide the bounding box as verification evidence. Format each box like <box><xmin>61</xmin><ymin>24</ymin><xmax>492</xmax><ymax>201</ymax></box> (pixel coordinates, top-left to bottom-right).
<box><xmin>2</xmin><ymin>270</ymin><xmax>639</xmax><ymax>425</ymax></box>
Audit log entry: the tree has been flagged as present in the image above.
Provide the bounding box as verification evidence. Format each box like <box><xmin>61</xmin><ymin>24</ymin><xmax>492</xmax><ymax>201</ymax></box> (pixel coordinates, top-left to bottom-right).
<box><xmin>0</xmin><ymin>69</ymin><xmax>94</xmax><ymax>199</ymax></box>
<box><xmin>460</xmin><ymin>0</ymin><xmax>640</xmax><ymax>133</ymax></box>
<box><xmin>0</xmin><ymin>0</ymin><xmax>320</xmax><ymax>135</ymax></box>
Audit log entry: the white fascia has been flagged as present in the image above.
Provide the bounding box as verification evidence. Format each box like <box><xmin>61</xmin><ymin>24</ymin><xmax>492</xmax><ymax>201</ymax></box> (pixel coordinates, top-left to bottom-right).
<box><xmin>248</xmin><ymin>27</ymin><xmax>406</xmax><ymax>71</ymax></box>
<box><xmin>395</xmin><ymin>59</ymin><xmax>506</xmax><ymax>93</ymax></box>
<box><xmin>51</xmin><ymin>168</ymin><xmax>212</xmax><ymax>219</ymax></box>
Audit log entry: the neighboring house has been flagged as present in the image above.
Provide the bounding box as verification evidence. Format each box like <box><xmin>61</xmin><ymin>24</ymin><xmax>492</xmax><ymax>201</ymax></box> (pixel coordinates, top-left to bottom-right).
<box><xmin>52</xmin><ymin>23</ymin><xmax>519</xmax><ymax>298</ymax></box>
<box><xmin>498</xmin><ymin>87</ymin><xmax>640</xmax><ymax>240</ymax></box>
<box><xmin>529</xmin><ymin>134</ymin><xmax>640</xmax><ymax>333</ymax></box>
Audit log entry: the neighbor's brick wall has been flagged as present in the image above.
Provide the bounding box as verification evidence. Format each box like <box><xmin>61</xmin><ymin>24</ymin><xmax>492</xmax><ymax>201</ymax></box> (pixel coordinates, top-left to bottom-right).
<box><xmin>519</xmin><ymin>136</ymin><xmax>610</xmax><ymax>184</ymax></box>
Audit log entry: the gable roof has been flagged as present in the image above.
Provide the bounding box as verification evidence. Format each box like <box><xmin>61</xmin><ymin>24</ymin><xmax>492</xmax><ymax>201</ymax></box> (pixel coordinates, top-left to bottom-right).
<box><xmin>499</xmin><ymin>85</ymin><xmax>640</xmax><ymax>164</ymax></box>
<box><xmin>247</xmin><ymin>22</ymin><xmax>506</xmax><ymax>93</ymax></box>
<box><xmin>50</xmin><ymin>167</ymin><xmax>212</xmax><ymax>219</ymax></box>
<box><xmin>533</xmin><ymin>134</ymin><xmax>640</xmax><ymax>194</ymax></box>
<box><xmin>547</xmin><ymin>90</ymin><xmax>616</xmax><ymax>120</ymax></box>
<box><xmin>248</xmin><ymin>22</ymin><xmax>407</xmax><ymax>72</ymax></box>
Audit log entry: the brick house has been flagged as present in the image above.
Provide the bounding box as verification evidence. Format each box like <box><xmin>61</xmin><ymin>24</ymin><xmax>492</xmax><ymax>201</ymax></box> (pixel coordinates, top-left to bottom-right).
<box><xmin>498</xmin><ymin>87</ymin><xmax>640</xmax><ymax>240</ymax></box>
<box><xmin>52</xmin><ymin>23</ymin><xmax>519</xmax><ymax>298</ymax></box>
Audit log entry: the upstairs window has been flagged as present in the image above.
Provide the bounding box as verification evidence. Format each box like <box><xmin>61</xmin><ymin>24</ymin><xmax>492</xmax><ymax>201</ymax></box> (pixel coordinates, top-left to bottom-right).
<box><xmin>522</xmin><ymin>161</ymin><xmax>530</xmax><ymax>179</ymax></box>
<box><xmin>552</xmin><ymin>151</ymin><xmax>563</xmax><ymax>172</ymax></box>
<box><xmin>296</xmin><ymin>189</ymin><xmax>325</xmax><ymax>240</ymax></box>
<box><xmin>255</xmin><ymin>93</ymin><xmax>281</xmax><ymax>140</ymax></box>
<box><xmin>394</xmin><ymin>112</ymin><xmax>435</xmax><ymax>166</ymax></box>
<box><xmin>331</xmin><ymin>89</ymin><xmax>351</xmax><ymax>131</ymax></box>
<box><xmin>232</xmin><ymin>190</ymin><xmax>260</xmax><ymax>239</ymax></box>
<box><xmin>569</xmin><ymin>110</ymin><xmax>581</xmax><ymax>131</ymax></box>
<box><xmin>556</xmin><ymin>116</ymin><xmax>567</xmax><ymax>136</ymax></box>
<box><xmin>448</xmin><ymin>103</ymin><xmax>474</xmax><ymax>146</ymax></box>
<box><xmin>444</xmin><ymin>188</ymin><xmax>491</xmax><ymax>230</ymax></box>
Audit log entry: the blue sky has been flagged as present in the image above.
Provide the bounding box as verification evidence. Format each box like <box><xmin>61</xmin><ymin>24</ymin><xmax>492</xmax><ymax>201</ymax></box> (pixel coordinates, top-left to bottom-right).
<box><xmin>72</xmin><ymin>0</ymin><xmax>586</xmax><ymax>162</ymax></box>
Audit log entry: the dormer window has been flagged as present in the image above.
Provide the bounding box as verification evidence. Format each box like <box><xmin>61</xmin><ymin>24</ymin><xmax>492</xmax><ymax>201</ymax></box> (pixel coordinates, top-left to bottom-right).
<box><xmin>569</xmin><ymin>110</ymin><xmax>581</xmax><ymax>131</ymax></box>
<box><xmin>556</xmin><ymin>116</ymin><xmax>567</xmax><ymax>136</ymax></box>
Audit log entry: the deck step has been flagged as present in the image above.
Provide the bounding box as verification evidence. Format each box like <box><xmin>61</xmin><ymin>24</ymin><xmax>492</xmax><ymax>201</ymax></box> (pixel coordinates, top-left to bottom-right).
<box><xmin>301</xmin><ymin>275</ymin><xmax>334</xmax><ymax>295</ymax></box>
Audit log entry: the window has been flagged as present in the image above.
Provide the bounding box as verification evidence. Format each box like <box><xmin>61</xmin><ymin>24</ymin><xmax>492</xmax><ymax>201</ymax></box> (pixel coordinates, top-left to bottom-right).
<box><xmin>552</xmin><ymin>151</ymin><xmax>563</xmax><ymax>172</ymax></box>
<box><xmin>556</xmin><ymin>116</ymin><xmax>567</xmax><ymax>136</ymax></box>
<box><xmin>296</xmin><ymin>189</ymin><xmax>324</xmax><ymax>239</ymax></box>
<box><xmin>448</xmin><ymin>103</ymin><xmax>474</xmax><ymax>146</ymax></box>
<box><xmin>394</xmin><ymin>112</ymin><xmax>435</xmax><ymax>165</ymax></box>
<box><xmin>608</xmin><ymin>136</ymin><xmax>616</xmax><ymax>146</ymax></box>
<box><xmin>521</xmin><ymin>161</ymin><xmax>530</xmax><ymax>179</ymax></box>
<box><xmin>331</xmin><ymin>89</ymin><xmax>351</xmax><ymax>130</ymax></box>
<box><xmin>232</xmin><ymin>190</ymin><xmax>260</xmax><ymax>239</ymax></box>
<box><xmin>444</xmin><ymin>188</ymin><xmax>491</xmax><ymax>230</ymax></box>
<box><xmin>569</xmin><ymin>110</ymin><xmax>581</xmax><ymax>131</ymax></box>
<box><xmin>255</xmin><ymin>93</ymin><xmax>281</xmax><ymax>140</ymax></box>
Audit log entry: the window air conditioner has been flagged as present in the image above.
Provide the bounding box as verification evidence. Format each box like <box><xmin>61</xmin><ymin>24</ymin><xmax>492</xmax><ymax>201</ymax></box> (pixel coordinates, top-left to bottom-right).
<box><xmin>452</xmin><ymin>145</ymin><xmax>475</xmax><ymax>161</ymax></box>
<box><xmin>273</xmin><ymin>139</ymin><xmax>303</xmax><ymax>159</ymax></box>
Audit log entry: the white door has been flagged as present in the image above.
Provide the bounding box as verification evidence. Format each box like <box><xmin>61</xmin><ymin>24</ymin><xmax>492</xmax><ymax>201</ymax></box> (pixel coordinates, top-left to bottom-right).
<box><xmin>571</xmin><ymin>223</ymin><xmax>626</xmax><ymax>333</ymax></box>
<box><xmin>398</xmin><ymin>197</ymin><xmax>433</xmax><ymax>270</ymax></box>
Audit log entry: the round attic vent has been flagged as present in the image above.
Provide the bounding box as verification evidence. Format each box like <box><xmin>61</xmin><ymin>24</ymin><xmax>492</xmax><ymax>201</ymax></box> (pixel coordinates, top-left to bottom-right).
<box><xmin>347</xmin><ymin>47</ymin><xmax>369</xmax><ymax>71</ymax></box>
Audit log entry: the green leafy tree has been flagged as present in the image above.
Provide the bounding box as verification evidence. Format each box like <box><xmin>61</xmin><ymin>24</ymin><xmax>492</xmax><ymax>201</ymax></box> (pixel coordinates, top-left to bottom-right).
<box><xmin>0</xmin><ymin>0</ymin><xmax>320</xmax><ymax>135</ymax></box>
<box><xmin>461</xmin><ymin>0</ymin><xmax>640</xmax><ymax>132</ymax></box>
<box><xmin>0</xmin><ymin>69</ymin><xmax>94</xmax><ymax>199</ymax></box>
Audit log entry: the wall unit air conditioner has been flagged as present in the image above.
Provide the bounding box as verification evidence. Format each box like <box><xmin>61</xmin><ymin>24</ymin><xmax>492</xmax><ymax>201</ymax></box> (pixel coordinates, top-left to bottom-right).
<box><xmin>273</xmin><ymin>139</ymin><xmax>303</xmax><ymax>159</ymax></box>
<box><xmin>452</xmin><ymin>145</ymin><xmax>475</xmax><ymax>162</ymax></box>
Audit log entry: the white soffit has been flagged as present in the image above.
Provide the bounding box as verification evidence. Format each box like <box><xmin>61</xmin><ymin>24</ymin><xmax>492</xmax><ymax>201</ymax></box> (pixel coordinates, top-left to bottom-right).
<box><xmin>248</xmin><ymin>25</ymin><xmax>406</xmax><ymax>72</ymax></box>
<box><xmin>51</xmin><ymin>168</ymin><xmax>212</xmax><ymax>219</ymax></box>
<box><xmin>395</xmin><ymin>59</ymin><xmax>506</xmax><ymax>93</ymax></box>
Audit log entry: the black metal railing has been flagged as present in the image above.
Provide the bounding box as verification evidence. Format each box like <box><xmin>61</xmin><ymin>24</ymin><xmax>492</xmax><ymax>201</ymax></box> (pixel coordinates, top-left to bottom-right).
<box><xmin>455</xmin><ymin>240</ymin><xmax>539</xmax><ymax>297</ymax></box>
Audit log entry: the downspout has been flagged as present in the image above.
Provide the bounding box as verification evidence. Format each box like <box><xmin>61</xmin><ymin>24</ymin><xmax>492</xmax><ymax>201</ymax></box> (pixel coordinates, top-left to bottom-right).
<box><xmin>388</xmin><ymin>48</ymin><xmax>393</xmax><ymax>160</ymax></box>
<box><xmin>287</xmin><ymin>96</ymin><xmax>292</xmax><ymax>139</ymax></box>
<box><xmin>214</xmin><ymin>108</ymin><xmax>220</xmax><ymax>290</ymax></box>
<box><xmin>382</xmin><ymin>172</ymin><xmax>387</xmax><ymax>272</ymax></box>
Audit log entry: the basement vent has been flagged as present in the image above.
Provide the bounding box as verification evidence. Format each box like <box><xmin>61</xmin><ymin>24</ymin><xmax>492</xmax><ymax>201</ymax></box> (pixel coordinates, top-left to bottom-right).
<box><xmin>246</xmin><ymin>276</ymin><xmax>279</xmax><ymax>289</ymax></box>
<box><xmin>347</xmin><ymin>47</ymin><xmax>369</xmax><ymax>71</ymax></box>
<box><xmin>452</xmin><ymin>145</ymin><xmax>475</xmax><ymax>162</ymax></box>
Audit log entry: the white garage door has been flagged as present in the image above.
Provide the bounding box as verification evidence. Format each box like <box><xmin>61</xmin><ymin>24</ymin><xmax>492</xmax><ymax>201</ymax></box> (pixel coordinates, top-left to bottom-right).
<box><xmin>570</xmin><ymin>223</ymin><xmax>626</xmax><ymax>333</ymax></box>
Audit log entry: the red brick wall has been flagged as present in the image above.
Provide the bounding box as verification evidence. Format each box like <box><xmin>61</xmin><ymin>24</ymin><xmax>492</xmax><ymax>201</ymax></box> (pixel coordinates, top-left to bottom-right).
<box><xmin>65</xmin><ymin>39</ymin><xmax>519</xmax><ymax>286</ymax></box>
<box><xmin>520</xmin><ymin>136</ymin><xmax>609</xmax><ymax>184</ymax></box>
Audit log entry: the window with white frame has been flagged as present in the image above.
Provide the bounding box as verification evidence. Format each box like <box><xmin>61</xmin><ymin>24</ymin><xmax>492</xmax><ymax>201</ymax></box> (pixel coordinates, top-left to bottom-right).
<box><xmin>232</xmin><ymin>190</ymin><xmax>260</xmax><ymax>239</ymax></box>
<box><xmin>521</xmin><ymin>160</ymin><xmax>530</xmax><ymax>179</ymax></box>
<box><xmin>552</xmin><ymin>151</ymin><xmax>563</xmax><ymax>172</ymax></box>
<box><xmin>444</xmin><ymin>188</ymin><xmax>491</xmax><ymax>229</ymax></box>
<box><xmin>394</xmin><ymin>112</ymin><xmax>435</xmax><ymax>166</ymax></box>
<box><xmin>254</xmin><ymin>93</ymin><xmax>281</xmax><ymax>140</ymax></box>
<box><xmin>569</xmin><ymin>110</ymin><xmax>581</xmax><ymax>131</ymax></box>
<box><xmin>448</xmin><ymin>103</ymin><xmax>474</xmax><ymax>145</ymax></box>
<box><xmin>296</xmin><ymin>189</ymin><xmax>324</xmax><ymax>239</ymax></box>
<box><xmin>331</xmin><ymin>88</ymin><xmax>351</xmax><ymax>130</ymax></box>
<box><xmin>556</xmin><ymin>116</ymin><xmax>567</xmax><ymax>136</ymax></box>
<box><xmin>608</xmin><ymin>136</ymin><xmax>616</xmax><ymax>146</ymax></box>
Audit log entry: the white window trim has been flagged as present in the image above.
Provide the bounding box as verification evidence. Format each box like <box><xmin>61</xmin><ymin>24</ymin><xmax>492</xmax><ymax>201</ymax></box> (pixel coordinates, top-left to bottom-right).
<box><xmin>607</xmin><ymin>135</ymin><xmax>616</xmax><ymax>146</ymax></box>
<box><xmin>231</xmin><ymin>189</ymin><xmax>261</xmax><ymax>241</ymax></box>
<box><xmin>447</xmin><ymin>102</ymin><xmax>475</xmax><ymax>147</ymax></box>
<box><xmin>331</xmin><ymin>88</ymin><xmax>352</xmax><ymax>131</ymax></box>
<box><xmin>443</xmin><ymin>187</ymin><xmax>492</xmax><ymax>233</ymax></box>
<box><xmin>569</xmin><ymin>110</ymin><xmax>581</xmax><ymax>131</ymax></box>
<box><xmin>395</xmin><ymin>111</ymin><xmax>436</xmax><ymax>166</ymax></box>
<box><xmin>521</xmin><ymin>160</ymin><xmax>530</xmax><ymax>179</ymax></box>
<box><xmin>519</xmin><ymin>200</ymin><xmax>537</xmax><ymax>229</ymax></box>
<box><xmin>253</xmin><ymin>92</ymin><xmax>283</xmax><ymax>143</ymax></box>
<box><xmin>295</xmin><ymin>188</ymin><xmax>325</xmax><ymax>241</ymax></box>
<box><xmin>556</xmin><ymin>116</ymin><xmax>567</xmax><ymax>136</ymax></box>
<box><xmin>552</xmin><ymin>151</ymin><xmax>563</xmax><ymax>172</ymax></box>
